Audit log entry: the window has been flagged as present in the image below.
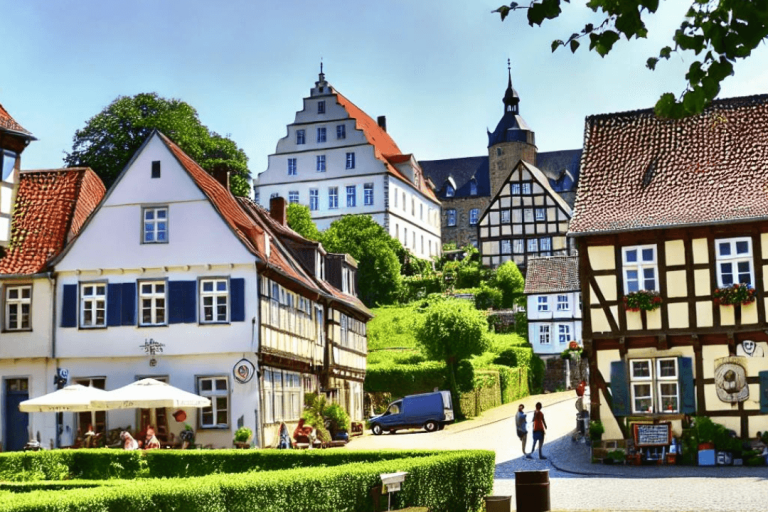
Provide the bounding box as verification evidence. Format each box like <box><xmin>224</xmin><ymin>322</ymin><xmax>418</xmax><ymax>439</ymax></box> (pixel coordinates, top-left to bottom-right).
<box><xmin>447</xmin><ymin>209</ymin><xmax>456</xmax><ymax>227</ymax></box>
<box><xmin>540</xmin><ymin>237</ymin><xmax>552</xmax><ymax>255</ymax></box>
<box><xmin>80</xmin><ymin>283</ymin><xmax>106</xmax><ymax>328</ymax></box>
<box><xmin>74</xmin><ymin>378</ymin><xmax>106</xmax><ymax>435</ymax></box>
<box><xmin>511</xmin><ymin>183</ymin><xmax>521</xmax><ymax>195</ymax></box>
<box><xmin>501</xmin><ymin>210</ymin><xmax>510</xmax><ymax>223</ymax></box>
<box><xmin>317</xmin><ymin>100</ymin><xmax>325</xmax><ymax>114</ymax></box>
<box><xmin>539</xmin><ymin>325</ymin><xmax>550</xmax><ymax>344</ymax></box>
<box><xmin>336</xmin><ymin>124</ymin><xmax>346</xmax><ymax>139</ymax></box>
<box><xmin>346</xmin><ymin>185</ymin><xmax>356</xmax><ymax>207</ymax></box>
<box><xmin>420</xmin><ymin>204</ymin><xmax>423</xmax><ymax>220</ymax></box>
<box><xmin>316</xmin><ymin>155</ymin><xmax>326</xmax><ymax>172</ymax></box>
<box><xmin>404</xmin><ymin>227</ymin><xmax>408</xmax><ymax>246</ymax></box>
<box><xmin>469</xmin><ymin>209</ymin><xmax>479</xmax><ymax>225</ymax></box>
<box><xmin>558</xmin><ymin>324</ymin><xmax>571</xmax><ymax>343</ymax></box>
<box><xmin>317</xmin><ymin>127</ymin><xmax>326</xmax><ymax>143</ymax></box>
<box><xmin>629</xmin><ymin>358</ymin><xmax>679</xmax><ymax>414</ymax></box>
<box><xmin>254</xmin><ymin>191</ymin><xmax>260</xmax><ymax>205</ymax></box>
<box><xmin>523</xmin><ymin>209</ymin><xmax>533</xmax><ymax>222</ymax></box>
<box><xmin>198</xmin><ymin>377</ymin><xmax>229</xmax><ymax>428</ymax></box>
<box><xmin>528</xmin><ymin>238</ymin><xmax>538</xmax><ymax>253</ymax></box>
<box><xmin>446</xmin><ymin>184</ymin><xmax>455</xmax><ymax>197</ymax></box>
<box><xmin>287</xmin><ymin>158</ymin><xmax>297</xmax><ymax>176</ymax></box>
<box><xmin>470</xmin><ymin>180</ymin><xmax>478</xmax><ymax>196</ymax></box>
<box><xmin>622</xmin><ymin>245</ymin><xmax>657</xmax><ymax>292</ymax></box>
<box><xmin>346</xmin><ymin>152</ymin><xmax>355</xmax><ymax>169</ymax></box>
<box><xmin>496</xmin><ymin>148</ymin><xmax>503</xmax><ymax>156</ymax></box>
<box><xmin>412</xmin><ymin>232</ymin><xmax>416</xmax><ymax>249</ymax></box>
<box><xmin>501</xmin><ymin>240</ymin><xmax>511</xmax><ymax>254</ymax></box>
<box><xmin>537</xmin><ymin>296</ymin><xmax>549</xmax><ymax>312</ymax></box>
<box><xmin>200</xmin><ymin>279</ymin><xmax>228</xmax><ymax>323</ymax></box>
<box><xmin>364</xmin><ymin>183</ymin><xmax>374</xmax><ymax>206</ymax></box>
<box><xmin>402</xmin><ymin>192</ymin><xmax>405</xmax><ymax>210</ymax></box>
<box><xmin>412</xmin><ymin>198</ymin><xmax>415</xmax><ymax>216</ymax></box>
<box><xmin>5</xmin><ymin>285</ymin><xmax>31</xmax><ymax>330</ymax></box>
<box><xmin>716</xmin><ymin>237</ymin><xmax>753</xmax><ymax>287</ymax></box>
<box><xmin>139</xmin><ymin>281</ymin><xmax>166</xmax><ymax>326</ymax></box>
<box><xmin>328</xmin><ymin>187</ymin><xmax>338</xmax><ymax>209</ymax></box>
<box><xmin>522</xmin><ymin>183</ymin><xmax>532</xmax><ymax>194</ymax></box>
<box><xmin>535</xmin><ymin>208</ymin><xmax>546</xmax><ymax>221</ymax></box>
<box><xmin>283</xmin><ymin>371</ymin><xmax>302</xmax><ymax>420</ymax></box>
<box><xmin>513</xmin><ymin>239</ymin><xmax>524</xmax><ymax>254</ymax></box>
<box><xmin>270</xmin><ymin>193</ymin><xmax>279</xmax><ymax>199</ymax></box>
<box><xmin>557</xmin><ymin>294</ymin><xmax>570</xmax><ymax>311</ymax></box>
<box><xmin>296</xmin><ymin>130</ymin><xmax>305</xmax><ymax>145</ymax></box>
<box><xmin>288</xmin><ymin>191</ymin><xmax>299</xmax><ymax>204</ymax></box>
<box><xmin>143</xmin><ymin>207</ymin><xmax>168</xmax><ymax>244</ymax></box>
<box><xmin>2</xmin><ymin>150</ymin><xmax>17</xmax><ymax>183</ymax></box>
<box><xmin>309</xmin><ymin>189</ymin><xmax>319</xmax><ymax>211</ymax></box>
<box><xmin>151</xmin><ymin>161</ymin><xmax>161</xmax><ymax>179</ymax></box>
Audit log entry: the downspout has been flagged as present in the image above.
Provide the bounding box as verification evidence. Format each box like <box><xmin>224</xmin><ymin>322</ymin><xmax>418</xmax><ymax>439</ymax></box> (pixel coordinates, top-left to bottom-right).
<box><xmin>253</xmin><ymin>262</ymin><xmax>265</xmax><ymax>450</ymax></box>
<box><xmin>47</xmin><ymin>272</ymin><xmax>61</xmax><ymax>448</ymax></box>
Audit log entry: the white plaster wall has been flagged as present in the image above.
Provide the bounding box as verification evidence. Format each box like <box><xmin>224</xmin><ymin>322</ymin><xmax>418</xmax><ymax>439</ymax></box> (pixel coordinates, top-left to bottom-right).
<box><xmin>0</xmin><ymin>277</ymin><xmax>54</xmax><ymax>359</ymax></box>
<box><xmin>58</xmin><ymin>354</ymin><xmax>261</xmax><ymax>449</ymax></box>
<box><xmin>527</xmin><ymin>291</ymin><xmax>583</xmax><ymax>356</ymax></box>
<box><xmin>0</xmin><ymin>359</ymin><xmax>56</xmax><ymax>449</ymax></box>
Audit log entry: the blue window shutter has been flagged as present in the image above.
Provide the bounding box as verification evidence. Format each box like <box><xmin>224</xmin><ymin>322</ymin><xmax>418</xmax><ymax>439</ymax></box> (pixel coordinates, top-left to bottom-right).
<box><xmin>678</xmin><ymin>357</ymin><xmax>696</xmax><ymax>414</ymax></box>
<box><xmin>107</xmin><ymin>283</ymin><xmax>122</xmax><ymax>327</ymax></box>
<box><xmin>231</xmin><ymin>278</ymin><xmax>245</xmax><ymax>322</ymax></box>
<box><xmin>760</xmin><ymin>371</ymin><xmax>768</xmax><ymax>414</ymax></box>
<box><xmin>121</xmin><ymin>283</ymin><xmax>136</xmax><ymax>325</ymax></box>
<box><xmin>169</xmin><ymin>281</ymin><xmax>197</xmax><ymax>324</ymax></box>
<box><xmin>610</xmin><ymin>360</ymin><xmax>630</xmax><ymax>416</ymax></box>
<box><xmin>61</xmin><ymin>284</ymin><xmax>78</xmax><ymax>328</ymax></box>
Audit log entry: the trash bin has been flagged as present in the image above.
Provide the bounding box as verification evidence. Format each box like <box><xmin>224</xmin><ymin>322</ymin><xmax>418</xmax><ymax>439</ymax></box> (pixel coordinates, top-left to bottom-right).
<box><xmin>484</xmin><ymin>495</ymin><xmax>512</xmax><ymax>512</ymax></box>
<box><xmin>515</xmin><ymin>470</ymin><xmax>550</xmax><ymax>512</ymax></box>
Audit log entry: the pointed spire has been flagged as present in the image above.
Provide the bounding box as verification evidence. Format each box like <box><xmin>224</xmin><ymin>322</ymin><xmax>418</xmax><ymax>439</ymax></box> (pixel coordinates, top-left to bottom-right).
<box><xmin>503</xmin><ymin>58</ymin><xmax>520</xmax><ymax>114</ymax></box>
<box><xmin>319</xmin><ymin>58</ymin><xmax>325</xmax><ymax>82</ymax></box>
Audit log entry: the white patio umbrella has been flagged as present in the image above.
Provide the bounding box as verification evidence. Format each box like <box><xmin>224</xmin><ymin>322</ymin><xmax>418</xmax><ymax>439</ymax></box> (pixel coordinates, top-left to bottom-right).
<box><xmin>90</xmin><ymin>378</ymin><xmax>211</xmax><ymax>410</ymax></box>
<box><xmin>19</xmin><ymin>384</ymin><xmax>109</xmax><ymax>412</ymax></box>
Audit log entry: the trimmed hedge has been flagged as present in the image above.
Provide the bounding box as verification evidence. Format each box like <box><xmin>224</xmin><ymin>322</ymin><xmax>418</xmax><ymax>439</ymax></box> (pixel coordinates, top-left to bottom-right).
<box><xmin>0</xmin><ymin>450</ymin><xmax>146</xmax><ymax>482</ymax></box>
<box><xmin>459</xmin><ymin>371</ymin><xmax>501</xmax><ymax>418</ymax></box>
<box><xmin>488</xmin><ymin>365</ymin><xmax>529</xmax><ymax>404</ymax></box>
<box><xmin>0</xmin><ymin>450</ymin><xmax>494</xmax><ymax>512</ymax></box>
<box><xmin>364</xmin><ymin>361</ymin><xmax>474</xmax><ymax>398</ymax></box>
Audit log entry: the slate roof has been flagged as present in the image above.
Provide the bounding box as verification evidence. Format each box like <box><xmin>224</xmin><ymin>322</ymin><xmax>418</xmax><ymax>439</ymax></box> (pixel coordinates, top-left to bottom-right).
<box><xmin>0</xmin><ymin>168</ymin><xmax>105</xmax><ymax>275</ymax></box>
<box><xmin>569</xmin><ymin>94</ymin><xmax>768</xmax><ymax>236</ymax></box>
<box><xmin>536</xmin><ymin>149</ymin><xmax>582</xmax><ymax>193</ymax></box>
<box><xmin>524</xmin><ymin>256</ymin><xmax>580</xmax><ymax>294</ymax></box>
<box><xmin>419</xmin><ymin>156</ymin><xmax>491</xmax><ymax>199</ymax></box>
<box><xmin>487</xmin><ymin>111</ymin><xmax>532</xmax><ymax>147</ymax></box>
<box><xmin>0</xmin><ymin>103</ymin><xmax>35</xmax><ymax>140</ymax></box>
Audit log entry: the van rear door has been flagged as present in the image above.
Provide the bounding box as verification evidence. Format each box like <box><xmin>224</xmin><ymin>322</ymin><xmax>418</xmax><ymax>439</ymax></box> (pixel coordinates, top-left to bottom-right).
<box><xmin>440</xmin><ymin>391</ymin><xmax>454</xmax><ymax>421</ymax></box>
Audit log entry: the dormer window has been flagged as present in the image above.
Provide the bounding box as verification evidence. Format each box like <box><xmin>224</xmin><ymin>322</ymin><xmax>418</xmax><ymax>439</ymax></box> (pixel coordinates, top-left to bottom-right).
<box><xmin>470</xmin><ymin>180</ymin><xmax>478</xmax><ymax>196</ymax></box>
<box><xmin>445</xmin><ymin>184</ymin><xmax>455</xmax><ymax>197</ymax></box>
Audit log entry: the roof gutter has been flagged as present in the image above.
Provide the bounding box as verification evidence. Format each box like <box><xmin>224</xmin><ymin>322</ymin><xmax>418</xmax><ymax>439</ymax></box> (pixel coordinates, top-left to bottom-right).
<box><xmin>567</xmin><ymin>215</ymin><xmax>768</xmax><ymax>238</ymax></box>
<box><xmin>0</xmin><ymin>271</ymin><xmax>51</xmax><ymax>280</ymax></box>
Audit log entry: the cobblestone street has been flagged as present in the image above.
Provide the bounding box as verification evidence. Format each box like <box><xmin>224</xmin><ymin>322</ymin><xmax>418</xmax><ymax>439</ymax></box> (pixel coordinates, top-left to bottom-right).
<box><xmin>348</xmin><ymin>391</ymin><xmax>768</xmax><ymax>511</ymax></box>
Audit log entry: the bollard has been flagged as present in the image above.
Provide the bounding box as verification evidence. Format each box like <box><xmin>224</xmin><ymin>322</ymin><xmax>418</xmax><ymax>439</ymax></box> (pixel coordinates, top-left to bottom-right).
<box><xmin>484</xmin><ymin>495</ymin><xmax>512</xmax><ymax>512</ymax></box>
<box><xmin>515</xmin><ymin>470</ymin><xmax>550</xmax><ymax>512</ymax></box>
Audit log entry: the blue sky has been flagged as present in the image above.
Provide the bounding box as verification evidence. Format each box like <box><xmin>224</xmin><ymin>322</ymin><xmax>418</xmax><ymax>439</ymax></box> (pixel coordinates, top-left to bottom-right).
<box><xmin>2</xmin><ymin>0</ymin><xmax>767</xmax><ymax>176</ymax></box>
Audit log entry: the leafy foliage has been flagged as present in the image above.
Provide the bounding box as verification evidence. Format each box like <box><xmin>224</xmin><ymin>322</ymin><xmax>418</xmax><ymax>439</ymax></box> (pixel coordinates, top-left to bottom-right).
<box><xmin>415</xmin><ymin>298</ymin><xmax>490</xmax><ymax>364</ymax></box>
<box><xmin>493</xmin><ymin>260</ymin><xmax>526</xmax><ymax>308</ymax></box>
<box><xmin>494</xmin><ymin>0</ymin><xmax>768</xmax><ymax>117</ymax></box>
<box><xmin>367</xmin><ymin>305</ymin><xmax>423</xmax><ymax>350</ymax></box>
<box><xmin>474</xmin><ymin>283</ymin><xmax>503</xmax><ymax>310</ymax></box>
<box><xmin>713</xmin><ymin>283</ymin><xmax>757</xmax><ymax>306</ymax></box>
<box><xmin>623</xmin><ymin>290</ymin><xmax>663</xmax><ymax>312</ymax></box>
<box><xmin>286</xmin><ymin>203</ymin><xmax>321</xmax><ymax>241</ymax></box>
<box><xmin>321</xmin><ymin>215</ymin><xmax>402</xmax><ymax>307</ymax></box>
<box><xmin>65</xmin><ymin>93</ymin><xmax>251</xmax><ymax>193</ymax></box>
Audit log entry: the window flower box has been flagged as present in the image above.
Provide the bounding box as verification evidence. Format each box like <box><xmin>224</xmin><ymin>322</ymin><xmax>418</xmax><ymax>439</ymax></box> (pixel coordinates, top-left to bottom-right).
<box><xmin>622</xmin><ymin>290</ymin><xmax>662</xmax><ymax>312</ymax></box>
<box><xmin>713</xmin><ymin>283</ymin><xmax>756</xmax><ymax>306</ymax></box>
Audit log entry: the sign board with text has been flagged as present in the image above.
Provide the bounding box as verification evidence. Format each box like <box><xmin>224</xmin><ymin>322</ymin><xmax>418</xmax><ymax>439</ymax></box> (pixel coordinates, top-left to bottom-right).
<box><xmin>632</xmin><ymin>422</ymin><xmax>672</xmax><ymax>447</ymax></box>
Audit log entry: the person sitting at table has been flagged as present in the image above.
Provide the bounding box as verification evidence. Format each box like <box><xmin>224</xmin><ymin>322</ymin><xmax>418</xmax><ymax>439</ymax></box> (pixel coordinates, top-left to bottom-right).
<box><xmin>82</xmin><ymin>424</ymin><xmax>98</xmax><ymax>448</ymax></box>
<box><xmin>143</xmin><ymin>426</ymin><xmax>161</xmax><ymax>450</ymax></box>
<box><xmin>120</xmin><ymin>431</ymin><xmax>139</xmax><ymax>450</ymax></box>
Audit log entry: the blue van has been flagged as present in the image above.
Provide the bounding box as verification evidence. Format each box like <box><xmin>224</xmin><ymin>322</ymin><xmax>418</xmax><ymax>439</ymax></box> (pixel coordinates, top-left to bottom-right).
<box><xmin>369</xmin><ymin>391</ymin><xmax>454</xmax><ymax>435</ymax></box>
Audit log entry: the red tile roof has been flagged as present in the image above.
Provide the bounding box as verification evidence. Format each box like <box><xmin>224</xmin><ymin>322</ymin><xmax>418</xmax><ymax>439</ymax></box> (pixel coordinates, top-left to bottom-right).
<box><xmin>0</xmin><ymin>168</ymin><xmax>105</xmax><ymax>275</ymax></box>
<box><xmin>524</xmin><ymin>256</ymin><xmax>580</xmax><ymax>294</ymax></box>
<box><xmin>570</xmin><ymin>94</ymin><xmax>768</xmax><ymax>235</ymax></box>
<box><xmin>0</xmin><ymin>103</ymin><xmax>34</xmax><ymax>138</ymax></box>
<box><xmin>334</xmin><ymin>92</ymin><xmax>438</xmax><ymax>203</ymax></box>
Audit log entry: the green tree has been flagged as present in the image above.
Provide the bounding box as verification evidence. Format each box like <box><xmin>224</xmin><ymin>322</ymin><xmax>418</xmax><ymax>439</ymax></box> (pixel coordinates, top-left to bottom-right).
<box><xmin>321</xmin><ymin>215</ymin><xmax>403</xmax><ymax>307</ymax></box>
<box><xmin>495</xmin><ymin>0</ymin><xmax>768</xmax><ymax>117</ymax></box>
<box><xmin>286</xmin><ymin>203</ymin><xmax>321</xmax><ymax>241</ymax></box>
<box><xmin>415</xmin><ymin>298</ymin><xmax>490</xmax><ymax>403</ymax></box>
<box><xmin>494</xmin><ymin>260</ymin><xmax>526</xmax><ymax>309</ymax></box>
<box><xmin>65</xmin><ymin>92</ymin><xmax>251</xmax><ymax>195</ymax></box>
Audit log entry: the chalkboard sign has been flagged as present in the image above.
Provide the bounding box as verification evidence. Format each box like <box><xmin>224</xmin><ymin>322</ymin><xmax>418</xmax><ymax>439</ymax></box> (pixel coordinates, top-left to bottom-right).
<box><xmin>633</xmin><ymin>423</ymin><xmax>671</xmax><ymax>447</ymax></box>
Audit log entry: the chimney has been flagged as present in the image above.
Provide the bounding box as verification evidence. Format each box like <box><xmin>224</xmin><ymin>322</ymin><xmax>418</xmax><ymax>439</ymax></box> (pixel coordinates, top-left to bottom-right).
<box><xmin>270</xmin><ymin>196</ymin><xmax>287</xmax><ymax>226</ymax></box>
<box><xmin>212</xmin><ymin>169</ymin><xmax>230</xmax><ymax>191</ymax></box>
<box><xmin>377</xmin><ymin>116</ymin><xmax>387</xmax><ymax>132</ymax></box>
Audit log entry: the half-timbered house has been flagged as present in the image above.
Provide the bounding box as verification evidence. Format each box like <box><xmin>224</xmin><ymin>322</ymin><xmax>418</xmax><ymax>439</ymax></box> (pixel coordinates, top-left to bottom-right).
<box><xmin>570</xmin><ymin>95</ymin><xmax>768</xmax><ymax>442</ymax></box>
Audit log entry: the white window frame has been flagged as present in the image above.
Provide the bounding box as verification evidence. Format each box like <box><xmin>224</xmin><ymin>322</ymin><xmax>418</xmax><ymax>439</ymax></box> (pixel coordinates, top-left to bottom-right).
<box><xmin>345</xmin><ymin>152</ymin><xmax>355</xmax><ymax>169</ymax></box>
<box><xmin>537</xmin><ymin>296</ymin><xmax>549</xmax><ymax>312</ymax></box>
<box><xmin>364</xmin><ymin>183</ymin><xmax>374</xmax><ymax>206</ymax></box>
<box><xmin>511</xmin><ymin>183</ymin><xmax>521</xmax><ymax>195</ymax></box>
<box><xmin>198</xmin><ymin>376</ymin><xmax>229</xmax><ymax>428</ymax></box>
<box><xmin>296</xmin><ymin>129</ymin><xmax>305</xmax><ymax>145</ymax></box>
<box><xmin>5</xmin><ymin>285</ymin><xmax>31</xmax><ymax>331</ymax></box>
<box><xmin>501</xmin><ymin>210</ymin><xmax>510</xmax><ymax>223</ymax></box>
<box><xmin>558</xmin><ymin>324</ymin><xmax>570</xmax><ymax>343</ymax></box>
<box><xmin>629</xmin><ymin>357</ymin><xmax>679</xmax><ymax>414</ymax></box>
<box><xmin>556</xmin><ymin>294</ymin><xmax>570</xmax><ymax>311</ymax></box>
<box><xmin>80</xmin><ymin>283</ymin><xmax>106</xmax><ymax>328</ymax></box>
<box><xmin>535</xmin><ymin>208</ymin><xmax>546</xmax><ymax>221</ymax></box>
<box><xmin>283</xmin><ymin>371</ymin><xmax>302</xmax><ymax>421</ymax></box>
<box><xmin>622</xmin><ymin>245</ymin><xmax>658</xmax><ymax>293</ymax></box>
<box><xmin>522</xmin><ymin>183</ymin><xmax>531</xmax><ymax>194</ymax></box>
<box><xmin>328</xmin><ymin>187</ymin><xmax>338</xmax><ymax>209</ymax></box>
<box><xmin>316</xmin><ymin>155</ymin><xmax>326</xmax><ymax>172</ymax></box>
<box><xmin>287</xmin><ymin>158</ymin><xmax>297</xmax><ymax>176</ymax></box>
<box><xmin>447</xmin><ymin>209</ymin><xmax>456</xmax><ymax>227</ymax></box>
<box><xmin>528</xmin><ymin>238</ymin><xmax>538</xmax><ymax>253</ymax></box>
<box><xmin>469</xmin><ymin>209</ymin><xmax>479</xmax><ymax>226</ymax></box>
<box><xmin>317</xmin><ymin>127</ymin><xmax>326</xmax><ymax>143</ymax></box>
<box><xmin>139</xmin><ymin>281</ymin><xmax>167</xmax><ymax>326</ymax></box>
<box><xmin>540</xmin><ymin>237</ymin><xmax>552</xmax><ymax>254</ymax></box>
<box><xmin>336</xmin><ymin>124</ymin><xmax>346</xmax><ymax>139</ymax></box>
<box><xmin>200</xmin><ymin>278</ymin><xmax>229</xmax><ymax>324</ymax></box>
<box><xmin>513</xmin><ymin>239</ymin><xmax>524</xmax><ymax>254</ymax></box>
<box><xmin>142</xmin><ymin>207</ymin><xmax>168</xmax><ymax>244</ymax></box>
<box><xmin>309</xmin><ymin>189</ymin><xmax>319</xmax><ymax>211</ymax></box>
<box><xmin>346</xmin><ymin>185</ymin><xmax>356</xmax><ymax>207</ymax></box>
<box><xmin>501</xmin><ymin>240</ymin><xmax>511</xmax><ymax>254</ymax></box>
<box><xmin>538</xmin><ymin>325</ymin><xmax>550</xmax><ymax>344</ymax></box>
<box><xmin>715</xmin><ymin>237</ymin><xmax>754</xmax><ymax>287</ymax></box>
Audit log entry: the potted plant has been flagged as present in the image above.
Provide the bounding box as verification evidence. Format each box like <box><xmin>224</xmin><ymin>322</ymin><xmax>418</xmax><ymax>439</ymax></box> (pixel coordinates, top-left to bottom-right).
<box><xmin>623</xmin><ymin>290</ymin><xmax>662</xmax><ymax>312</ymax></box>
<box><xmin>713</xmin><ymin>283</ymin><xmax>756</xmax><ymax>306</ymax></box>
<box><xmin>604</xmin><ymin>449</ymin><xmax>625</xmax><ymax>465</ymax></box>
<box><xmin>589</xmin><ymin>420</ymin><xmax>605</xmax><ymax>445</ymax></box>
<box><xmin>233</xmin><ymin>426</ymin><xmax>252</xmax><ymax>448</ymax></box>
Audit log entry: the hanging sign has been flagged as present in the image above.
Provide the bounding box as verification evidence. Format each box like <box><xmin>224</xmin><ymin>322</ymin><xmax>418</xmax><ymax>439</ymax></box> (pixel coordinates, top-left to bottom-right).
<box><xmin>233</xmin><ymin>359</ymin><xmax>255</xmax><ymax>384</ymax></box>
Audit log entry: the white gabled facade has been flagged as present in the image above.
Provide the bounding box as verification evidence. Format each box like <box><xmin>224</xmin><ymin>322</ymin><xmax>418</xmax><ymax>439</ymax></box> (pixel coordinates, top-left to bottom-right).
<box><xmin>253</xmin><ymin>69</ymin><xmax>441</xmax><ymax>260</ymax></box>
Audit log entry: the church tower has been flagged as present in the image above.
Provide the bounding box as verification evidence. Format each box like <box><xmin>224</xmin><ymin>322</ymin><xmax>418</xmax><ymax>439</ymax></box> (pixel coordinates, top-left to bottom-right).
<box><xmin>487</xmin><ymin>61</ymin><xmax>536</xmax><ymax>197</ymax></box>
<box><xmin>0</xmin><ymin>103</ymin><xmax>35</xmax><ymax>247</ymax></box>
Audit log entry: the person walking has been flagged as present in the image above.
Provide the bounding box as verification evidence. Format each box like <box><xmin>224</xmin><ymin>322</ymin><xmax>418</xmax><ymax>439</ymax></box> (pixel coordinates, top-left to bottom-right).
<box><xmin>531</xmin><ymin>402</ymin><xmax>548</xmax><ymax>460</ymax></box>
<box><xmin>516</xmin><ymin>404</ymin><xmax>533</xmax><ymax>459</ymax></box>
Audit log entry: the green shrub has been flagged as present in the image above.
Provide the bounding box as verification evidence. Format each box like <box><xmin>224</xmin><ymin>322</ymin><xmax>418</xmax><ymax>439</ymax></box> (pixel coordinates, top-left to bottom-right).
<box><xmin>365</xmin><ymin>361</ymin><xmax>449</xmax><ymax>396</ymax></box>
<box><xmin>367</xmin><ymin>349</ymin><xmax>425</xmax><ymax>366</ymax></box>
<box><xmin>0</xmin><ymin>450</ymin><xmax>145</xmax><ymax>482</ymax></box>
<box><xmin>474</xmin><ymin>284</ymin><xmax>503</xmax><ymax>310</ymax></box>
<box><xmin>367</xmin><ymin>305</ymin><xmax>421</xmax><ymax>350</ymax></box>
<box><xmin>233</xmin><ymin>427</ymin><xmax>252</xmax><ymax>443</ymax></box>
<box><xmin>324</xmin><ymin>403</ymin><xmax>351</xmax><ymax>436</ymax></box>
